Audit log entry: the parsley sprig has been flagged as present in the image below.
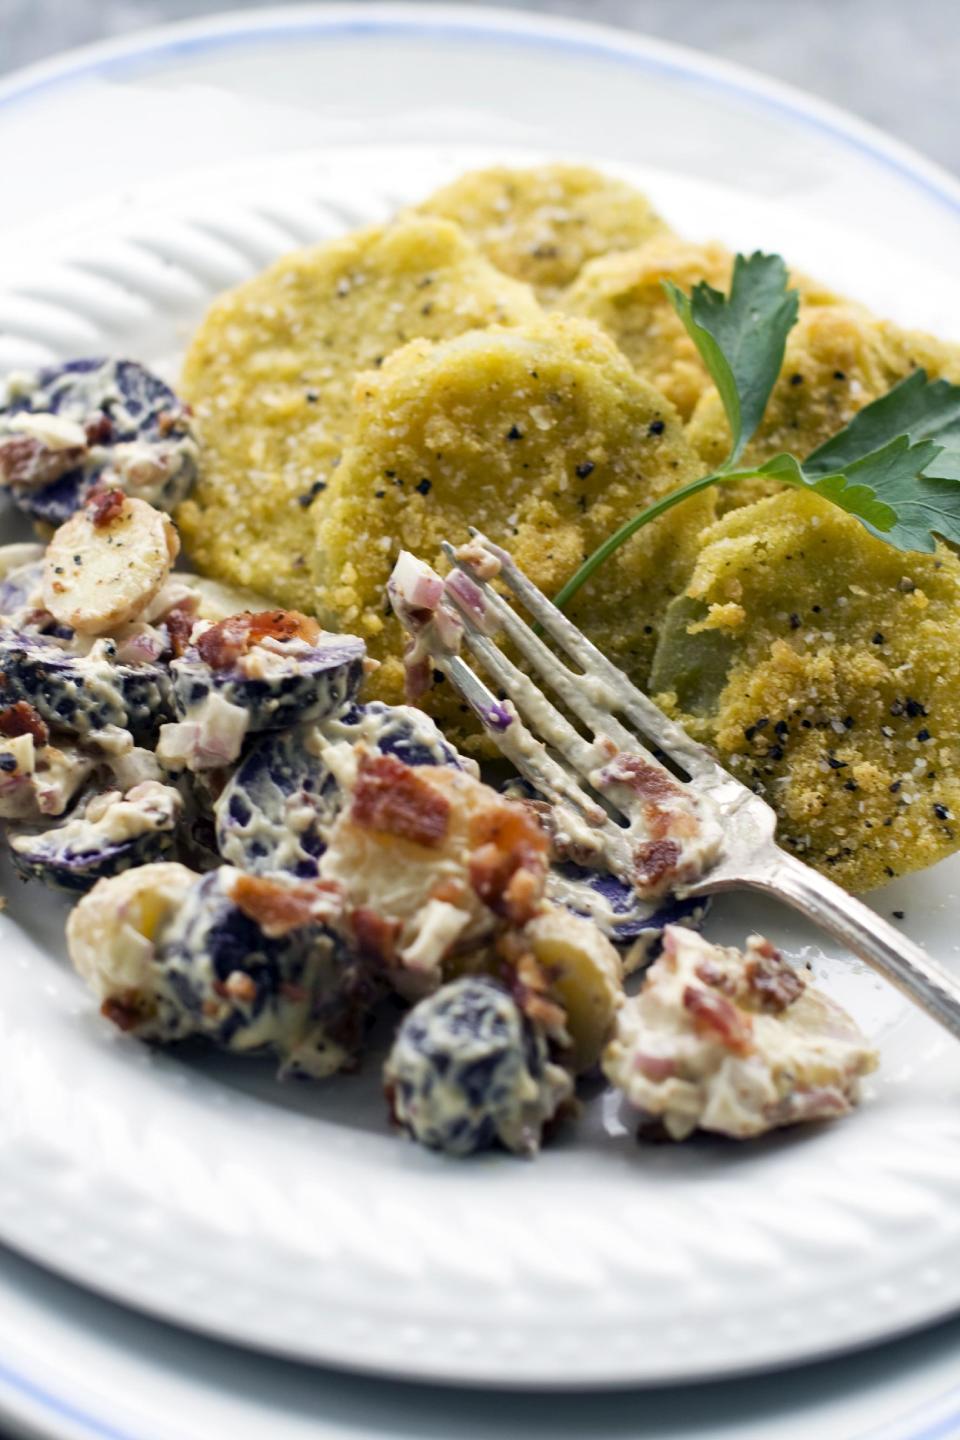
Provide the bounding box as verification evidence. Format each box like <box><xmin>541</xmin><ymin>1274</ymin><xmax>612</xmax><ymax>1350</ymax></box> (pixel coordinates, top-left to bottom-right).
<box><xmin>554</xmin><ymin>253</ymin><xmax>960</xmax><ymax>611</ymax></box>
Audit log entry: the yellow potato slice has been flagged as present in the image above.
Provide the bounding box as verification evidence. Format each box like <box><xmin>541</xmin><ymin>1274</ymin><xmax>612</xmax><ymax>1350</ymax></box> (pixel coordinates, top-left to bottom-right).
<box><xmin>650</xmin><ymin>488</ymin><xmax>960</xmax><ymax>892</ymax></box>
<box><xmin>524</xmin><ymin>906</ymin><xmax>622</xmax><ymax>1073</ymax></box>
<box><xmin>43</xmin><ymin>496</ymin><xmax>179</xmax><ymax>635</ymax></box>
<box><xmin>316</xmin><ymin>314</ymin><xmax>713</xmax><ymax>727</ymax></box>
<box><xmin>177</xmin><ymin>217</ymin><xmax>541</xmax><ymax>610</ymax></box>
<box><xmin>417</xmin><ymin>164</ymin><xmax>667</xmax><ymax>304</ymax></box>
<box><xmin>686</xmin><ymin>304</ymin><xmax>960</xmax><ymax>511</ymax></box>
<box><xmin>560</xmin><ymin>236</ymin><xmax>839</xmax><ymax>423</ymax></box>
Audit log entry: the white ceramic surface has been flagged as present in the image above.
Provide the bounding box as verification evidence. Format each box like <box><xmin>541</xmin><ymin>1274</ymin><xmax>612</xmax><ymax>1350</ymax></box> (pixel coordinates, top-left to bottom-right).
<box><xmin>2</xmin><ymin>3</ymin><xmax>960</xmax><ymax>1415</ymax></box>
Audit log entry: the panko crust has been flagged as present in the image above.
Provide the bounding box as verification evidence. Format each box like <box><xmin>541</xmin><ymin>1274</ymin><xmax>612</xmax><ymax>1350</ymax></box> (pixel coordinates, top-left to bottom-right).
<box><xmin>315</xmin><ymin>315</ymin><xmax>714</xmax><ymax>723</ymax></box>
<box><xmin>560</xmin><ymin>236</ymin><xmax>839</xmax><ymax>423</ymax></box>
<box><xmin>416</xmin><ymin>164</ymin><xmax>667</xmax><ymax>304</ymax></box>
<box><xmin>650</xmin><ymin>488</ymin><xmax>960</xmax><ymax>891</ymax></box>
<box><xmin>687</xmin><ymin>304</ymin><xmax>960</xmax><ymax>512</ymax></box>
<box><xmin>177</xmin><ymin>217</ymin><xmax>541</xmax><ymax>609</ymax></box>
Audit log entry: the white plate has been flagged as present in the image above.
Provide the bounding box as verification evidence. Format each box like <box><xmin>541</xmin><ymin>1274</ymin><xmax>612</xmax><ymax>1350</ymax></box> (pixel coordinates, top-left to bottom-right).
<box><xmin>2</xmin><ymin>2</ymin><xmax>960</xmax><ymax>1395</ymax></box>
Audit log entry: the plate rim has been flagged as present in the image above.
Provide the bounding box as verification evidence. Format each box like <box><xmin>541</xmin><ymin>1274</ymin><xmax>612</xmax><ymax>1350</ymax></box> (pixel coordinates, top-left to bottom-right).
<box><xmin>1</xmin><ymin>0</ymin><xmax>960</xmax><ymax>1415</ymax></box>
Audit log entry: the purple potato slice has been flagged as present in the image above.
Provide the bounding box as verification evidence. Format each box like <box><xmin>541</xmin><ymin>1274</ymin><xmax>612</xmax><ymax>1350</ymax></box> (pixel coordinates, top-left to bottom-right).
<box><xmin>548</xmin><ymin>861</ymin><xmax>708</xmax><ymax>948</ymax></box>
<box><xmin>10</xmin><ymin>781</ymin><xmax>182</xmax><ymax>892</ymax></box>
<box><xmin>0</xmin><ymin>631</ymin><xmax>171</xmax><ymax>734</ymax></box>
<box><xmin>170</xmin><ymin>625</ymin><xmax>366</xmax><ymax>735</ymax></box>
<box><xmin>215</xmin><ymin>701</ymin><xmax>463</xmax><ymax>878</ymax></box>
<box><xmin>383</xmin><ymin>976</ymin><xmax>567</xmax><ymax>1157</ymax></box>
<box><xmin>0</xmin><ymin>358</ymin><xmax>198</xmax><ymax>525</ymax></box>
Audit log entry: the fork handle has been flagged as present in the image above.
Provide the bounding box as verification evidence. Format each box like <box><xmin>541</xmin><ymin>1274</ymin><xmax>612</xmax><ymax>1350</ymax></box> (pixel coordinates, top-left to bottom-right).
<box><xmin>736</xmin><ymin>848</ymin><xmax>960</xmax><ymax>1041</ymax></box>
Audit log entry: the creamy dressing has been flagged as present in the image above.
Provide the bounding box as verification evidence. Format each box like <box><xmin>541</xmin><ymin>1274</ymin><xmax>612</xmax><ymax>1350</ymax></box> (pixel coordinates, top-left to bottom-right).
<box><xmin>604</xmin><ymin>926</ymin><xmax>878</xmax><ymax>1140</ymax></box>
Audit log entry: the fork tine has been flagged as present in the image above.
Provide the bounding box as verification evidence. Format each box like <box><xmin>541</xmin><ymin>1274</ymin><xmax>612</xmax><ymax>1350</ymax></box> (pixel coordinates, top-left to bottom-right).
<box><xmin>462</xmin><ymin>529</ymin><xmax>724</xmax><ymax>782</ymax></box>
<box><xmin>433</xmin><ymin>648</ymin><xmax>630</xmax><ymax>870</ymax></box>
<box><xmin>442</xmin><ymin>541</ymin><xmax>665</xmax><ymax>769</ymax></box>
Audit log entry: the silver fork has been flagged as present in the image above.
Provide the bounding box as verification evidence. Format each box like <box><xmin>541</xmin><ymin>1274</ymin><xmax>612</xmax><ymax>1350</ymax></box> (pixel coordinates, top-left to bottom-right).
<box><xmin>431</xmin><ymin>531</ymin><xmax>960</xmax><ymax>1041</ymax></box>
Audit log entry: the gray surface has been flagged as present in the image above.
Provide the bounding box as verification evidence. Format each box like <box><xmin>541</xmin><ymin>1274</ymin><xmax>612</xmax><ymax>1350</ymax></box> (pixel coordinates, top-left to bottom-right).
<box><xmin>3</xmin><ymin>0</ymin><xmax>959</xmax><ymax>176</ymax></box>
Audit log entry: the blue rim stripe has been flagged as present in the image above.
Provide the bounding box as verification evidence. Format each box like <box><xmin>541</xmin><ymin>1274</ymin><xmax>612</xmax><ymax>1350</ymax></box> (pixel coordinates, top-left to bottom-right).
<box><xmin>0</xmin><ymin>10</ymin><xmax>958</xmax><ymax>221</ymax></box>
<box><xmin>0</xmin><ymin>10</ymin><xmax>957</xmax><ymax>1439</ymax></box>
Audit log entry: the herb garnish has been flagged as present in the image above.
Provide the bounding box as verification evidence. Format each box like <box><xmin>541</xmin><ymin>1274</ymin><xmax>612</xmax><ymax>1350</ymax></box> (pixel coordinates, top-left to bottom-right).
<box><xmin>554</xmin><ymin>253</ymin><xmax>960</xmax><ymax>611</ymax></box>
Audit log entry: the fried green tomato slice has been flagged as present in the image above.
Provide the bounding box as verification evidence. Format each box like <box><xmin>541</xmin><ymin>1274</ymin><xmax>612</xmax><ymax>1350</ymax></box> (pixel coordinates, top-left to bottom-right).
<box><xmin>560</xmin><ymin>236</ymin><xmax>839</xmax><ymax>423</ymax></box>
<box><xmin>686</xmin><ymin>304</ymin><xmax>960</xmax><ymax>512</ymax></box>
<box><xmin>416</xmin><ymin>164</ymin><xmax>667</xmax><ymax>305</ymax></box>
<box><xmin>177</xmin><ymin>217</ymin><xmax>541</xmax><ymax>610</ymax></box>
<box><xmin>649</xmin><ymin>488</ymin><xmax>960</xmax><ymax>892</ymax></box>
<box><xmin>316</xmin><ymin>315</ymin><xmax>713</xmax><ymax>724</ymax></box>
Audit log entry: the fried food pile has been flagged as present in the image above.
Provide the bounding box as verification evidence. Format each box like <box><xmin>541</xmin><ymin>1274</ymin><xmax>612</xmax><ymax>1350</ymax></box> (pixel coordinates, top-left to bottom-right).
<box><xmin>178</xmin><ymin>161</ymin><xmax>960</xmax><ymax>890</ymax></box>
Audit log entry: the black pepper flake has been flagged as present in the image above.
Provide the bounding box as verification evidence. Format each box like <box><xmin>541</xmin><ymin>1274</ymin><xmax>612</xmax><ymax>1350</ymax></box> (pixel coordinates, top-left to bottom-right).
<box><xmin>767</xmin><ymin>745</ymin><xmax>784</xmax><ymax>761</ymax></box>
<box><xmin>643</xmin><ymin>625</ymin><xmax>653</xmax><ymax>635</ymax></box>
<box><xmin>812</xmin><ymin>605</ymin><xmax>821</xmax><ymax>614</ymax></box>
<box><xmin>917</xmin><ymin>728</ymin><xmax>931</xmax><ymax>742</ymax></box>
<box><xmin>420</xmin><ymin>302</ymin><xmax>433</xmax><ymax>316</ymax></box>
<box><xmin>890</xmin><ymin>700</ymin><xmax>905</xmax><ymax>717</ymax></box>
<box><xmin>297</xmin><ymin>479</ymin><xmax>327</xmax><ymax>507</ymax></box>
<box><xmin>374</xmin><ymin>490</ymin><xmax>385</xmax><ymax>499</ymax></box>
<box><xmin>575</xmin><ymin>461</ymin><xmax>595</xmax><ymax>479</ymax></box>
<box><xmin>825</xmin><ymin>754</ymin><xmax>848</xmax><ymax>769</ymax></box>
<box><xmin>905</xmin><ymin>698</ymin><xmax>927</xmax><ymax>718</ymax></box>
<box><xmin>0</xmin><ymin>754</ymin><xmax>16</xmax><ymax>773</ymax></box>
<box><xmin>432</xmin><ymin>669</ymin><xmax>445</xmax><ymax>686</ymax></box>
<box><xmin>506</xmin><ymin>425</ymin><xmax>523</xmax><ymax>441</ymax></box>
<box><xmin>934</xmin><ymin>803</ymin><xmax>951</xmax><ymax>820</ymax></box>
<box><xmin>73</xmin><ymin>554</ymin><xmax>82</xmax><ymax>564</ymax></box>
<box><xmin>885</xmin><ymin>866</ymin><xmax>896</xmax><ymax>877</ymax></box>
<box><xmin>889</xmin><ymin>781</ymin><xmax>902</xmax><ymax>793</ymax></box>
<box><xmin>774</xmin><ymin>720</ymin><xmax>789</xmax><ymax>737</ymax></box>
<box><xmin>53</xmin><ymin>566</ymin><xmax>63</xmax><ymax>575</ymax></box>
<box><xmin>789</xmin><ymin>613</ymin><xmax>801</xmax><ymax>630</ymax></box>
<box><xmin>843</xmin><ymin>779</ymin><xmax>858</xmax><ymax>791</ymax></box>
<box><xmin>415</xmin><ymin>479</ymin><xmax>432</xmax><ymax>496</ymax></box>
<box><xmin>789</xmin><ymin>373</ymin><xmax>804</xmax><ymax>386</ymax></box>
<box><xmin>648</xmin><ymin>419</ymin><xmax>665</xmax><ymax>436</ymax></box>
<box><xmin>801</xmin><ymin>719</ymin><xmax>812</xmax><ymax>729</ymax></box>
<box><xmin>892</xmin><ymin>910</ymin><xmax>905</xmax><ymax>920</ymax></box>
<box><xmin>833</xmin><ymin>370</ymin><xmax>846</xmax><ymax>381</ymax></box>
<box><xmin>872</xmin><ymin>632</ymin><xmax>885</xmax><ymax>645</ymax></box>
<box><xmin>384</xmin><ymin>470</ymin><xmax>396</xmax><ymax>479</ymax></box>
<box><xmin>843</xmin><ymin>715</ymin><xmax>855</xmax><ymax>729</ymax></box>
<box><xmin>304</xmin><ymin>389</ymin><xmax>320</xmax><ymax>403</ymax></box>
<box><xmin>898</xmin><ymin>577</ymin><xmax>916</xmax><ymax>593</ymax></box>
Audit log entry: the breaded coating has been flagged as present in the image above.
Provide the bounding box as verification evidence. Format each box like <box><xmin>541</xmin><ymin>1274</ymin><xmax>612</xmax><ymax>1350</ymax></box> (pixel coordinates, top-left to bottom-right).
<box><xmin>416</xmin><ymin>164</ymin><xmax>667</xmax><ymax>305</ymax></box>
<box><xmin>649</xmin><ymin>488</ymin><xmax>960</xmax><ymax>891</ymax></box>
<box><xmin>316</xmin><ymin>315</ymin><xmax>713</xmax><ymax>724</ymax></box>
<box><xmin>561</xmin><ymin>236</ymin><xmax>838</xmax><ymax>423</ymax></box>
<box><xmin>177</xmin><ymin>218</ymin><xmax>541</xmax><ymax>610</ymax></box>
<box><xmin>687</xmin><ymin>304</ymin><xmax>960</xmax><ymax>512</ymax></box>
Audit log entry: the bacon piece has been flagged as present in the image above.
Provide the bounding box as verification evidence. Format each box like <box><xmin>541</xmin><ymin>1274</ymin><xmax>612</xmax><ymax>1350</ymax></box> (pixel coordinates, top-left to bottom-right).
<box><xmin>88</xmin><ymin>487</ymin><xmax>126</xmax><ymax>528</ymax></box>
<box><xmin>694</xmin><ymin>957</ymin><xmax>735</xmax><ymax>994</ymax></box>
<box><xmin>195</xmin><ymin>609</ymin><xmax>321</xmax><ymax>669</ymax></box>
<box><xmin>634</xmin><ymin>838</ymin><xmax>681</xmax><ymax>889</ymax></box>
<box><xmin>682</xmin><ymin>985</ymin><xmax>753</xmax><ymax>1055</ymax></box>
<box><xmin>222</xmin><ymin>970</ymin><xmax>258</xmax><ymax>1004</ymax></box>
<box><xmin>351</xmin><ymin>906</ymin><xmax>401</xmax><ymax>965</ymax></box>
<box><xmin>0</xmin><ymin>434</ymin><xmax>85</xmax><ymax>488</ymax></box>
<box><xmin>100</xmin><ymin>994</ymin><xmax>144</xmax><ymax>1032</ymax></box>
<box><xmin>231</xmin><ymin>873</ymin><xmax>334</xmax><ymax>937</ymax></box>
<box><xmin>84</xmin><ymin>414</ymin><xmax>113</xmax><ymax>445</ymax></box>
<box><xmin>163</xmin><ymin>602</ymin><xmax>198</xmax><ymax>658</ymax></box>
<box><xmin>351</xmin><ymin>752</ymin><xmax>451</xmax><ymax>847</ymax></box>
<box><xmin>745</xmin><ymin>942</ymin><xmax>805</xmax><ymax>1013</ymax></box>
<box><xmin>0</xmin><ymin>701</ymin><xmax>49</xmax><ymax>747</ymax></box>
<box><xmin>468</xmin><ymin>801</ymin><xmax>547</xmax><ymax>924</ymax></box>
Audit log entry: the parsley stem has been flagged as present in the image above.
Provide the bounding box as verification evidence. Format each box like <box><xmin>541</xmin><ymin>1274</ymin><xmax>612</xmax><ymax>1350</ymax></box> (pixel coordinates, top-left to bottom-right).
<box><xmin>553</xmin><ymin>468</ymin><xmax>751</xmax><ymax>613</ymax></box>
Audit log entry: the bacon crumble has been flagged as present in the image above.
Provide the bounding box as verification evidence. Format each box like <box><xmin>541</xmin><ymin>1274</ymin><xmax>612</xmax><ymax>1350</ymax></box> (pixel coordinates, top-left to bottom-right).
<box><xmin>682</xmin><ymin>984</ymin><xmax>754</xmax><ymax>1055</ymax></box>
<box><xmin>231</xmin><ymin>873</ymin><xmax>336</xmax><ymax>937</ymax></box>
<box><xmin>0</xmin><ymin>701</ymin><xmax>49</xmax><ymax>747</ymax></box>
<box><xmin>88</xmin><ymin>487</ymin><xmax>126</xmax><ymax>528</ymax></box>
<box><xmin>195</xmin><ymin>609</ymin><xmax>321</xmax><ymax>670</ymax></box>
<box><xmin>0</xmin><ymin>434</ymin><xmax>85</xmax><ymax>488</ymax></box>
<box><xmin>351</xmin><ymin>752</ymin><xmax>451</xmax><ymax>847</ymax></box>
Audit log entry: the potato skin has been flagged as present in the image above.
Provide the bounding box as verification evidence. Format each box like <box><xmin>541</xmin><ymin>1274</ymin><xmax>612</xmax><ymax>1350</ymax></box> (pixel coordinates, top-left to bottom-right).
<box><xmin>417</xmin><ymin>164</ymin><xmax>667</xmax><ymax>304</ymax></box>
<box><xmin>315</xmin><ymin>314</ymin><xmax>714</xmax><ymax>726</ymax></box>
<box><xmin>177</xmin><ymin>217</ymin><xmax>541</xmax><ymax>610</ymax></box>
<box><xmin>651</xmin><ymin>487</ymin><xmax>960</xmax><ymax>892</ymax></box>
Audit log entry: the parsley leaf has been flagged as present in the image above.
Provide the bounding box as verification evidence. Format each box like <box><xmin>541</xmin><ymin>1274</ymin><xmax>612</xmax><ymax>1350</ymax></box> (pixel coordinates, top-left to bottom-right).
<box><xmin>552</xmin><ymin>255</ymin><xmax>960</xmax><ymax>615</ymax></box>
<box><xmin>664</xmin><ymin>252</ymin><xmax>799</xmax><ymax>465</ymax></box>
<box><xmin>757</xmin><ymin>437</ymin><xmax>960</xmax><ymax>551</ymax></box>
<box><xmin>804</xmin><ymin>370</ymin><xmax>960</xmax><ymax>477</ymax></box>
